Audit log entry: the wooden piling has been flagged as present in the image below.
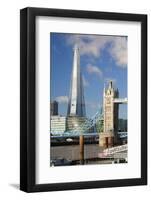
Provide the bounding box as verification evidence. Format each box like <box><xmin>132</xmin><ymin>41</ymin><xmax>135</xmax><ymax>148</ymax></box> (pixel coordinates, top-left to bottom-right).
<box><xmin>79</xmin><ymin>135</ymin><xmax>84</xmax><ymax>164</ymax></box>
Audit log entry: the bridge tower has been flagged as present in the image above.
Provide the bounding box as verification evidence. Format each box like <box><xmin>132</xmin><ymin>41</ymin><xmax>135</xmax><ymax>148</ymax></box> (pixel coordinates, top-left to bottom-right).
<box><xmin>103</xmin><ymin>81</ymin><xmax>119</xmax><ymax>133</ymax></box>
<box><xmin>99</xmin><ymin>81</ymin><xmax>119</xmax><ymax>148</ymax></box>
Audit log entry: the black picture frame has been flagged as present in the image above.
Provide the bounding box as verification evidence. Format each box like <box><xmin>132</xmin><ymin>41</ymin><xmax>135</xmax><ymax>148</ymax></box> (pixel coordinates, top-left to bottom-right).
<box><xmin>20</xmin><ymin>7</ymin><xmax>147</xmax><ymax>192</ymax></box>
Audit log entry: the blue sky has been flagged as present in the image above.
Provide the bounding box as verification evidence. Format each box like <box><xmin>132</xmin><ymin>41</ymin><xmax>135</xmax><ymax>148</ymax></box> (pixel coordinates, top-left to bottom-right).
<box><xmin>50</xmin><ymin>33</ymin><xmax>127</xmax><ymax>119</ymax></box>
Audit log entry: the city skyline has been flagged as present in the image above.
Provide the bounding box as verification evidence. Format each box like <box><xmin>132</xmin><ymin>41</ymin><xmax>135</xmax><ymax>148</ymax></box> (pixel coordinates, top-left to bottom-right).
<box><xmin>50</xmin><ymin>33</ymin><xmax>127</xmax><ymax>119</ymax></box>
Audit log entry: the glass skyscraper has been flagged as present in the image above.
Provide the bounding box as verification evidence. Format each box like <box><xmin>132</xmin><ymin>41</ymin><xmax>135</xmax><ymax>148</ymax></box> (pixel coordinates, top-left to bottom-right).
<box><xmin>67</xmin><ymin>44</ymin><xmax>86</xmax><ymax>117</ymax></box>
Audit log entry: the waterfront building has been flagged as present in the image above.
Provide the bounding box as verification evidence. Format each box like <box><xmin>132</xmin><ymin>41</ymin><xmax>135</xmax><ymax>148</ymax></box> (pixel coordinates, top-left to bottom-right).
<box><xmin>66</xmin><ymin>116</ymin><xmax>86</xmax><ymax>132</ymax></box>
<box><xmin>118</xmin><ymin>119</ymin><xmax>127</xmax><ymax>132</ymax></box>
<box><xmin>50</xmin><ymin>100</ymin><xmax>58</xmax><ymax>116</ymax></box>
<box><xmin>50</xmin><ymin>115</ymin><xmax>66</xmax><ymax>134</ymax></box>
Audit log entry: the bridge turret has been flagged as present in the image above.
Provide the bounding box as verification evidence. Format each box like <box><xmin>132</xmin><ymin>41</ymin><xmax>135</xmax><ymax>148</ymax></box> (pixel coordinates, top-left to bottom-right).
<box><xmin>103</xmin><ymin>80</ymin><xmax>119</xmax><ymax>133</ymax></box>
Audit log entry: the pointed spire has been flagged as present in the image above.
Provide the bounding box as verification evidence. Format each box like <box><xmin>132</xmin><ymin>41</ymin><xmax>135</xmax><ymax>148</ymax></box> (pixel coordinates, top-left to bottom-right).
<box><xmin>67</xmin><ymin>40</ymin><xmax>86</xmax><ymax>117</ymax></box>
<box><xmin>73</xmin><ymin>43</ymin><xmax>79</xmax><ymax>51</ymax></box>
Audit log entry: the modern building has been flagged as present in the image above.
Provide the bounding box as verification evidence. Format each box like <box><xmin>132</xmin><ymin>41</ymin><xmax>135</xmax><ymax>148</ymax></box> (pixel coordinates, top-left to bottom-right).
<box><xmin>50</xmin><ymin>116</ymin><xmax>66</xmax><ymax>134</ymax></box>
<box><xmin>67</xmin><ymin>44</ymin><xmax>86</xmax><ymax>132</ymax></box>
<box><xmin>67</xmin><ymin>44</ymin><xmax>86</xmax><ymax>117</ymax></box>
<box><xmin>50</xmin><ymin>100</ymin><xmax>58</xmax><ymax>116</ymax></box>
<box><xmin>66</xmin><ymin>116</ymin><xmax>86</xmax><ymax>132</ymax></box>
<box><xmin>118</xmin><ymin>119</ymin><xmax>127</xmax><ymax>132</ymax></box>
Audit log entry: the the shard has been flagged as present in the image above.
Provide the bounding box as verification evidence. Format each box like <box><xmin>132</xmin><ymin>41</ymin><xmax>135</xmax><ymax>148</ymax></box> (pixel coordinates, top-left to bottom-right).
<box><xmin>67</xmin><ymin>44</ymin><xmax>86</xmax><ymax>117</ymax></box>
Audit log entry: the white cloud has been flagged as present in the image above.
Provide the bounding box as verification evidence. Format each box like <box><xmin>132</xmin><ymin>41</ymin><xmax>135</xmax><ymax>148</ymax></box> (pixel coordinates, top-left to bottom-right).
<box><xmin>82</xmin><ymin>75</ymin><xmax>89</xmax><ymax>87</ymax></box>
<box><xmin>55</xmin><ymin>96</ymin><xmax>68</xmax><ymax>104</ymax></box>
<box><xmin>87</xmin><ymin>64</ymin><xmax>102</xmax><ymax>78</ymax></box>
<box><xmin>66</xmin><ymin>34</ymin><xmax>127</xmax><ymax>68</ymax></box>
<box><xmin>67</xmin><ymin>34</ymin><xmax>109</xmax><ymax>58</ymax></box>
<box><xmin>109</xmin><ymin>37</ymin><xmax>127</xmax><ymax>67</ymax></box>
